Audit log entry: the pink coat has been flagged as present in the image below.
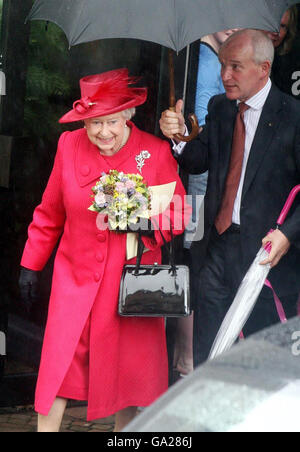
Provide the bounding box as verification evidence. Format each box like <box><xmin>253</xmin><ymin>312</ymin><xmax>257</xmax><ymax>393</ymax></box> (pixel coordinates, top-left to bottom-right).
<box><xmin>21</xmin><ymin>122</ymin><xmax>189</xmax><ymax>420</ymax></box>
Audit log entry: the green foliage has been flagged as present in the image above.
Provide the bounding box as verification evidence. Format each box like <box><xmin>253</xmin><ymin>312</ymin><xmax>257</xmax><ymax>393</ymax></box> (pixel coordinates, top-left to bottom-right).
<box><xmin>23</xmin><ymin>21</ymin><xmax>72</xmax><ymax>141</ymax></box>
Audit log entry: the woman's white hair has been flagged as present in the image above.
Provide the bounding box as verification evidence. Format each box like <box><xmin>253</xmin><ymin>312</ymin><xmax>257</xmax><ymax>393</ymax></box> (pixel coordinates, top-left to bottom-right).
<box><xmin>121</xmin><ymin>108</ymin><xmax>136</xmax><ymax>120</ymax></box>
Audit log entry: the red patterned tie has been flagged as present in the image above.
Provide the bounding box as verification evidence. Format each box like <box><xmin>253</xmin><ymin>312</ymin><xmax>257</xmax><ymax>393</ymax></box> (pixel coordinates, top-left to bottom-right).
<box><xmin>215</xmin><ymin>102</ymin><xmax>250</xmax><ymax>235</ymax></box>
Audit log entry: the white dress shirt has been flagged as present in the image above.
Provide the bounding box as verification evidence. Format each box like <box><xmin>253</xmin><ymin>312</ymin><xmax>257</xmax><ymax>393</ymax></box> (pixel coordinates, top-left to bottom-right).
<box><xmin>173</xmin><ymin>78</ymin><xmax>272</xmax><ymax>225</ymax></box>
<box><xmin>232</xmin><ymin>79</ymin><xmax>271</xmax><ymax>223</ymax></box>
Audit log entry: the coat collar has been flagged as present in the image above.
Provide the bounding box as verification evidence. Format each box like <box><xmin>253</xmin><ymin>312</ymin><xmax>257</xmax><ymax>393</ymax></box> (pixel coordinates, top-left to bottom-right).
<box><xmin>75</xmin><ymin>122</ymin><xmax>141</xmax><ymax>187</ymax></box>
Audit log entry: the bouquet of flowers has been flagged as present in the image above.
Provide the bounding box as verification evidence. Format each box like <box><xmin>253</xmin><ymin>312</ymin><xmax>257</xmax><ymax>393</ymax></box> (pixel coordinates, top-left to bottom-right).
<box><xmin>88</xmin><ymin>170</ymin><xmax>152</xmax><ymax>231</ymax></box>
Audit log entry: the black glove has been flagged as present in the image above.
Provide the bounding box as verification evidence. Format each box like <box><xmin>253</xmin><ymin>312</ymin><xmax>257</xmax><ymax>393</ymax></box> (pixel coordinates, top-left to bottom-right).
<box><xmin>128</xmin><ymin>219</ymin><xmax>155</xmax><ymax>238</ymax></box>
<box><xmin>113</xmin><ymin>219</ymin><xmax>155</xmax><ymax>237</ymax></box>
<box><xmin>18</xmin><ymin>267</ymin><xmax>39</xmax><ymax>311</ymax></box>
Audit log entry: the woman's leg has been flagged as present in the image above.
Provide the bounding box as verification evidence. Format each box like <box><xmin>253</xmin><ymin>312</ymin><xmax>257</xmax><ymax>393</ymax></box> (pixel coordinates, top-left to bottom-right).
<box><xmin>37</xmin><ymin>397</ymin><xmax>68</xmax><ymax>432</ymax></box>
<box><xmin>113</xmin><ymin>406</ymin><xmax>138</xmax><ymax>432</ymax></box>
<box><xmin>173</xmin><ymin>314</ymin><xmax>194</xmax><ymax>376</ymax></box>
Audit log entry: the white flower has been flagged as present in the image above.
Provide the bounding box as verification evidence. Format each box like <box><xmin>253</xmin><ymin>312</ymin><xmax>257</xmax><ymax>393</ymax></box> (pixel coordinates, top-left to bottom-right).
<box><xmin>95</xmin><ymin>192</ymin><xmax>106</xmax><ymax>206</ymax></box>
<box><xmin>141</xmin><ymin>150</ymin><xmax>151</xmax><ymax>159</ymax></box>
<box><xmin>136</xmin><ymin>150</ymin><xmax>151</xmax><ymax>174</ymax></box>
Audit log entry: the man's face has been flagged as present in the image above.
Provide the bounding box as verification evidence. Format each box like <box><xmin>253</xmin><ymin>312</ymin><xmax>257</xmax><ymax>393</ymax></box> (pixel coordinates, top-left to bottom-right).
<box><xmin>219</xmin><ymin>38</ymin><xmax>269</xmax><ymax>102</ymax></box>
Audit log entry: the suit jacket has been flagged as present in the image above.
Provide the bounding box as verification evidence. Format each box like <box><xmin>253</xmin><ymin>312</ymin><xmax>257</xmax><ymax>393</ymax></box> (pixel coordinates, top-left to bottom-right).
<box><xmin>177</xmin><ymin>84</ymin><xmax>300</xmax><ymax>298</ymax></box>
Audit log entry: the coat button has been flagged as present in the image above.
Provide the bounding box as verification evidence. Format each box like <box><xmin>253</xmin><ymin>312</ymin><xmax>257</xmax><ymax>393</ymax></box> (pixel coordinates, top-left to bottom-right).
<box><xmin>94</xmin><ymin>272</ymin><xmax>101</xmax><ymax>282</ymax></box>
<box><xmin>81</xmin><ymin>165</ymin><xmax>90</xmax><ymax>176</ymax></box>
<box><xmin>96</xmin><ymin>253</ymin><xmax>104</xmax><ymax>263</ymax></box>
<box><xmin>97</xmin><ymin>233</ymin><xmax>106</xmax><ymax>243</ymax></box>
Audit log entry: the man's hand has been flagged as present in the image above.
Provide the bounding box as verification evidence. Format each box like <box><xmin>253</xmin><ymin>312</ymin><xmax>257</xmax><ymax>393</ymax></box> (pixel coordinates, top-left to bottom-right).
<box><xmin>260</xmin><ymin>229</ymin><xmax>291</xmax><ymax>268</ymax></box>
<box><xmin>159</xmin><ymin>99</ymin><xmax>186</xmax><ymax>141</ymax></box>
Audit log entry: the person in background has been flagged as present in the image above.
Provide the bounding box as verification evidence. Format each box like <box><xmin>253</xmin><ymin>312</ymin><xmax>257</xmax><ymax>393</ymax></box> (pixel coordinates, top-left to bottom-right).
<box><xmin>267</xmin><ymin>6</ymin><xmax>298</xmax><ymax>55</ymax></box>
<box><xmin>266</xmin><ymin>6</ymin><xmax>299</xmax><ymax>98</ymax></box>
<box><xmin>18</xmin><ymin>68</ymin><xmax>188</xmax><ymax>432</ymax></box>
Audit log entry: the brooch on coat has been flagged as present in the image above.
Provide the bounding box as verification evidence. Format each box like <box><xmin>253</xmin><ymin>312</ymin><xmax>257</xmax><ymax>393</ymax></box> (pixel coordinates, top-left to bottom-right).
<box><xmin>135</xmin><ymin>150</ymin><xmax>151</xmax><ymax>174</ymax></box>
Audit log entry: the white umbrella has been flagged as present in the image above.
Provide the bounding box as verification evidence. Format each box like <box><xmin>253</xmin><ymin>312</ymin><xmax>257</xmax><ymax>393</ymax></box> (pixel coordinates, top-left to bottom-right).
<box><xmin>209</xmin><ymin>246</ymin><xmax>272</xmax><ymax>360</ymax></box>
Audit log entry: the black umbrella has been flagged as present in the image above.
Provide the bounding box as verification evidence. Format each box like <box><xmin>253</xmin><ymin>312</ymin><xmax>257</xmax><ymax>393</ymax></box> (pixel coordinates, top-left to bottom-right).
<box><xmin>26</xmin><ymin>0</ymin><xmax>298</xmax><ymax>141</ymax></box>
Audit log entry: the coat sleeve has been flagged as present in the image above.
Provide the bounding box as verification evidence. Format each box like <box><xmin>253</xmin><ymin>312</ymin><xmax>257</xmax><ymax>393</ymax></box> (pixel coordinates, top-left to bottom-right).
<box><xmin>142</xmin><ymin>140</ymin><xmax>191</xmax><ymax>251</ymax></box>
<box><xmin>175</xmin><ymin>97</ymin><xmax>216</xmax><ymax>175</ymax></box>
<box><xmin>21</xmin><ymin>132</ymin><xmax>69</xmax><ymax>271</ymax></box>
<box><xmin>279</xmin><ymin>124</ymin><xmax>300</xmax><ymax>250</ymax></box>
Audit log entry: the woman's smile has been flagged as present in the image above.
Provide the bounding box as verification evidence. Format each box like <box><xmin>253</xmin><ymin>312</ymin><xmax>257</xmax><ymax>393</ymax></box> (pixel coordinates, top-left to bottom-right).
<box><xmin>97</xmin><ymin>136</ymin><xmax>115</xmax><ymax>145</ymax></box>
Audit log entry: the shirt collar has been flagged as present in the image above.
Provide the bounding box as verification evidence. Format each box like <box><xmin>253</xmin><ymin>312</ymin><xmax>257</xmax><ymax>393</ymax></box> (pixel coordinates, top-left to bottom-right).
<box><xmin>237</xmin><ymin>78</ymin><xmax>272</xmax><ymax>111</ymax></box>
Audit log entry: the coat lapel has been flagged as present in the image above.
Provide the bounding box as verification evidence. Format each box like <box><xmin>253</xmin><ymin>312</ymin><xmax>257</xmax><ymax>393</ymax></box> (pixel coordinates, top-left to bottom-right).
<box><xmin>75</xmin><ymin>131</ymin><xmax>110</xmax><ymax>187</ymax></box>
<box><xmin>241</xmin><ymin>86</ymin><xmax>283</xmax><ymax>200</ymax></box>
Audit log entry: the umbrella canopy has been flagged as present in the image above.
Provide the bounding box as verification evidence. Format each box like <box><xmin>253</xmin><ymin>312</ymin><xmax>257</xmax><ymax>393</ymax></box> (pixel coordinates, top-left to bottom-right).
<box><xmin>26</xmin><ymin>0</ymin><xmax>299</xmax><ymax>142</ymax></box>
<box><xmin>27</xmin><ymin>0</ymin><xmax>298</xmax><ymax>52</ymax></box>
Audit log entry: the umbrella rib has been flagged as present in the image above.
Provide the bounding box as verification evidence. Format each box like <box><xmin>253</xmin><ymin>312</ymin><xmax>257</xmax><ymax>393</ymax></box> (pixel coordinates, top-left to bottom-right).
<box><xmin>68</xmin><ymin>0</ymin><xmax>91</xmax><ymax>46</ymax></box>
<box><xmin>173</xmin><ymin>0</ymin><xmax>178</xmax><ymax>52</ymax></box>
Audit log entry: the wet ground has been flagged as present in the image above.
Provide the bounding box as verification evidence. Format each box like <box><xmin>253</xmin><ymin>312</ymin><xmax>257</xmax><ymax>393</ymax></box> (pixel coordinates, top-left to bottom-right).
<box><xmin>0</xmin><ymin>404</ymin><xmax>115</xmax><ymax>432</ymax></box>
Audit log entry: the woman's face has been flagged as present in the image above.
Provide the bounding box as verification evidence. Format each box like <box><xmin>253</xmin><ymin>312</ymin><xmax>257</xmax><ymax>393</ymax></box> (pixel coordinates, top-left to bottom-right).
<box><xmin>84</xmin><ymin>112</ymin><xmax>127</xmax><ymax>156</ymax></box>
<box><xmin>267</xmin><ymin>11</ymin><xmax>290</xmax><ymax>48</ymax></box>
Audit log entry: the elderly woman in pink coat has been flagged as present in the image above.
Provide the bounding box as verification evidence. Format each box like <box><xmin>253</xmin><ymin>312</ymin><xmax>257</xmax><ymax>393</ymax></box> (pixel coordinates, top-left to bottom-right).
<box><xmin>18</xmin><ymin>68</ymin><xmax>189</xmax><ymax>432</ymax></box>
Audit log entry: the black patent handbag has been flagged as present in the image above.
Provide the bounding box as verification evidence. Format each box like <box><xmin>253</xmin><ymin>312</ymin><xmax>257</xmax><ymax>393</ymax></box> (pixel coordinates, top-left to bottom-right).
<box><xmin>118</xmin><ymin>225</ymin><xmax>190</xmax><ymax>317</ymax></box>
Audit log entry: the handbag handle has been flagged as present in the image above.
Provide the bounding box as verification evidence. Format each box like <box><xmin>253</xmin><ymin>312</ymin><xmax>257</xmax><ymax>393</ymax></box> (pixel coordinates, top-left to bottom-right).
<box><xmin>134</xmin><ymin>219</ymin><xmax>176</xmax><ymax>276</ymax></box>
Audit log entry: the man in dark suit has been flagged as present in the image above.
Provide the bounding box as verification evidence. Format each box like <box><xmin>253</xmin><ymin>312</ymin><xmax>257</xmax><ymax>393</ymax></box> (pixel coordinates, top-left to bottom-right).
<box><xmin>160</xmin><ymin>29</ymin><xmax>300</xmax><ymax>366</ymax></box>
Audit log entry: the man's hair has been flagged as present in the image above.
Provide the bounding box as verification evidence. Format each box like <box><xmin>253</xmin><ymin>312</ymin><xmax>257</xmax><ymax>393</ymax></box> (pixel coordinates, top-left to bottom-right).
<box><xmin>221</xmin><ymin>29</ymin><xmax>275</xmax><ymax>68</ymax></box>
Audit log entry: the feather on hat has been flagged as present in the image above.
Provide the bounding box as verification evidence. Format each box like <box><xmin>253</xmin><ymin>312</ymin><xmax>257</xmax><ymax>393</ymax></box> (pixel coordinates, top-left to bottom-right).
<box><xmin>59</xmin><ymin>68</ymin><xmax>147</xmax><ymax>123</ymax></box>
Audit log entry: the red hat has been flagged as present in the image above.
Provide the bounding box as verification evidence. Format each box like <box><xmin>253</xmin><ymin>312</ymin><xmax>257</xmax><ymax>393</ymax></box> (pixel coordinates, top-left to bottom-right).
<box><xmin>59</xmin><ymin>68</ymin><xmax>148</xmax><ymax>123</ymax></box>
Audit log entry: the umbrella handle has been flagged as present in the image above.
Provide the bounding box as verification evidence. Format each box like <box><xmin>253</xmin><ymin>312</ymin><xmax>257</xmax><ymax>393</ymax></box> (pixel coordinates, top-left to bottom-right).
<box><xmin>169</xmin><ymin>109</ymin><xmax>200</xmax><ymax>142</ymax></box>
<box><xmin>277</xmin><ymin>185</ymin><xmax>300</xmax><ymax>226</ymax></box>
<box><xmin>264</xmin><ymin>185</ymin><xmax>300</xmax><ymax>253</ymax></box>
<box><xmin>168</xmin><ymin>49</ymin><xmax>200</xmax><ymax>143</ymax></box>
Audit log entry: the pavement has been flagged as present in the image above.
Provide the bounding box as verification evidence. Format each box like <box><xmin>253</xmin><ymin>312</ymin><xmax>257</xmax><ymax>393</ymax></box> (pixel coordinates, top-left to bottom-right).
<box><xmin>0</xmin><ymin>404</ymin><xmax>115</xmax><ymax>432</ymax></box>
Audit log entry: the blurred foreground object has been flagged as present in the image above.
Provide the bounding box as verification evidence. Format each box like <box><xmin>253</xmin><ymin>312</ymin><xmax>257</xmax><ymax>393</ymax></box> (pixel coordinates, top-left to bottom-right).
<box><xmin>124</xmin><ymin>317</ymin><xmax>300</xmax><ymax>432</ymax></box>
